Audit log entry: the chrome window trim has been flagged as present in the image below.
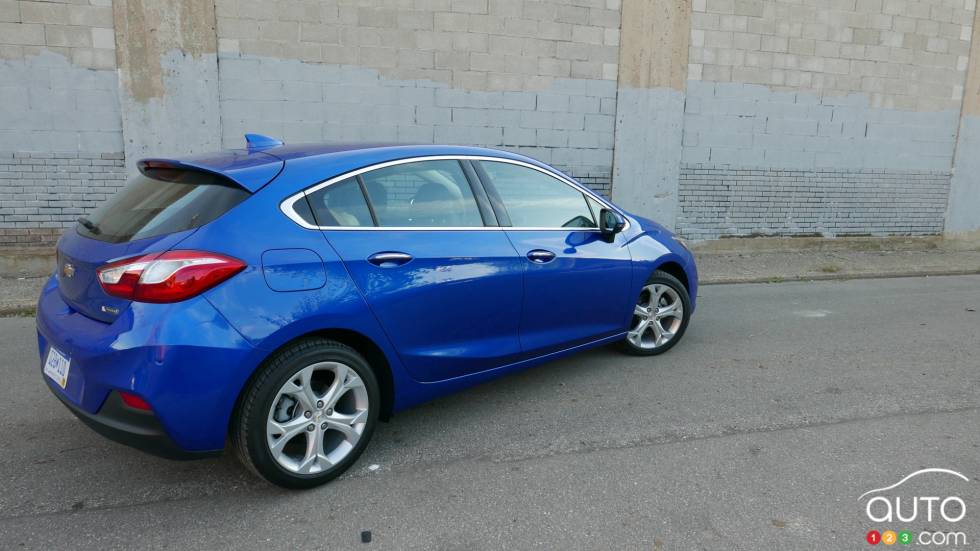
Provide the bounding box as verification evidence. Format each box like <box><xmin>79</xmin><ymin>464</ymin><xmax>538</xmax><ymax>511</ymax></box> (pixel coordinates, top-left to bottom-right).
<box><xmin>279</xmin><ymin>155</ymin><xmax>629</xmax><ymax>232</ymax></box>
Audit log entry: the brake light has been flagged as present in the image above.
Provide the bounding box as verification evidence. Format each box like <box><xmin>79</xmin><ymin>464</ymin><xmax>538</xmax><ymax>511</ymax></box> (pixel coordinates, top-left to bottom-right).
<box><xmin>97</xmin><ymin>250</ymin><xmax>246</xmax><ymax>303</ymax></box>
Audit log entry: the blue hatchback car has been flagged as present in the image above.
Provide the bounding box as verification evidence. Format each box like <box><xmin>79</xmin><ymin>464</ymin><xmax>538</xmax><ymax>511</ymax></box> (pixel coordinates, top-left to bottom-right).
<box><xmin>37</xmin><ymin>136</ymin><xmax>698</xmax><ymax>488</ymax></box>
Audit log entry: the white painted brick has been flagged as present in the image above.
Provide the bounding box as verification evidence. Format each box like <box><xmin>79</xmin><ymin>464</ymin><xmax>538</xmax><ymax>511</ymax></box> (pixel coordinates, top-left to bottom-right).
<box><xmin>569</xmin><ymin>95</ymin><xmax>600</xmax><ymax>114</ymax></box>
<box><xmin>927</xmin><ymin>37</ymin><xmax>950</xmax><ymax>53</ymax></box>
<box><xmin>604</xmin><ymin>28</ymin><xmax>620</xmax><ymax>46</ymax></box>
<box><xmin>416</xmin><ymin>106</ymin><xmax>452</xmax><ymax>125</ymax></box>
<box><xmin>691</xmin><ymin>29</ymin><xmax>705</xmax><ymax>48</ymax></box>
<box><xmin>501</xmin><ymin>91</ymin><xmax>535</xmax><ymax>110</ymax></box>
<box><xmin>676</xmin><ymin>166</ymin><xmax>951</xmax><ymax>239</ymax></box>
<box><xmin>690</xmin><ymin>0</ymin><xmax>969</xmax><ymax>114</ymax></box>
<box><xmin>210</xmin><ymin>0</ymin><xmax>622</xmax><ymax>97</ymax></box>
<box><xmin>601</xmin><ymin>63</ymin><xmax>617</xmax><ymax>80</ymax></box>
<box><xmin>536</xmin><ymin>93</ymin><xmax>569</xmax><ymax>112</ymax></box>
<box><xmin>688</xmin><ymin>63</ymin><xmax>703</xmax><ymax>80</ymax></box>
<box><xmin>90</xmin><ymin>27</ymin><xmax>115</xmax><ymax>50</ymax></box>
<box><xmin>572</xmin><ymin>25</ymin><xmax>603</xmax><ymax>45</ymax></box>
<box><xmin>584</xmin><ymin>113</ymin><xmax>615</xmax><ymax>133</ymax></box>
<box><xmin>552</xmin><ymin>112</ymin><xmax>584</xmax><ymax>130</ymax></box>
<box><xmin>502</xmin><ymin>125</ymin><xmax>536</xmax><ymax>146</ymax></box>
<box><xmin>704</xmin><ymin>30</ymin><xmax>733</xmax><ymax>48</ymax></box>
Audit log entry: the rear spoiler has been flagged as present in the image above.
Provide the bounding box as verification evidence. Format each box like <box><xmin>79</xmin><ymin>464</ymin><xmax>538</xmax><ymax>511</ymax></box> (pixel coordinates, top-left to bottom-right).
<box><xmin>137</xmin><ymin>152</ymin><xmax>285</xmax><ymax>193</ymax></box>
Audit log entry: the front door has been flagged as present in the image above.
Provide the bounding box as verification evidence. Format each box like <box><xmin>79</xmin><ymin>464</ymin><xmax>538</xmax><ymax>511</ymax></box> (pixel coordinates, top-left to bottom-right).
<box><xmin>307</xmin><ymin>159</ymin><xmax>524</xmax><ymax>383</ymax></box>
<box><xmin>475</xmin><ymin>159</ymin><xmax>633</xmax><ymax>357</ymax></box>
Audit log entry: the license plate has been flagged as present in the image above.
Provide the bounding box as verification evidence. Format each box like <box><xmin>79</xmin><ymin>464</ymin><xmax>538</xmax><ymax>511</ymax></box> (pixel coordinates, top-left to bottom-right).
<box><xmin>43</xmin><ymin>347</ymin><xmax>71</xmax><ymax>389</ymax></box>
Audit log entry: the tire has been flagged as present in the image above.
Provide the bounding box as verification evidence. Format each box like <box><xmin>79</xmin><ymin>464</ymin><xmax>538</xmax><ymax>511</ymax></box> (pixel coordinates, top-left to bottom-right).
<box><xmin>232</xmin><ymin>337</ymin><xmax>380</xmax><ymax>489</ymax></box>
<box><xmin>619</xmin><ymin>269</ymin><xmax>692</xmax><ymax>356</ymax></box>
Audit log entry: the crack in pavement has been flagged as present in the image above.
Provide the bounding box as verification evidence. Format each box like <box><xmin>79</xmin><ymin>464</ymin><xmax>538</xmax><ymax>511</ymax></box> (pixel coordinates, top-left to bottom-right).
<box><xmin>357</xmin><ymin>403</ymin><xmax>980</xmax><ymax>473</ymax></box>
<box><xmin>2</xmin><ymin>403</ymin><xmax>977</xmax><ymax>522</ymax></box>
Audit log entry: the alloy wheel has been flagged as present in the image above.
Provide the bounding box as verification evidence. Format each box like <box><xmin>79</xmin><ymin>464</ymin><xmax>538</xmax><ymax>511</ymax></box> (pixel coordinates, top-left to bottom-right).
<box><xmin>627</xmin><ymin>283</ymin><xmax>684</xmax><ymax>350</ymax></box>
<box><xmin>266</xmin><ymin>361</ymin><xmax>369</xmax><ymax>475</ymax></box>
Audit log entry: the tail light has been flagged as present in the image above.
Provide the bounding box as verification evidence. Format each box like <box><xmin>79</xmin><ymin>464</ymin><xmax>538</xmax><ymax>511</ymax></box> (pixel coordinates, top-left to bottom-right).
<box><xmin>97</xmin><ymin>250</ymin><xmax>246</xmax><ymax>303</ymax></box>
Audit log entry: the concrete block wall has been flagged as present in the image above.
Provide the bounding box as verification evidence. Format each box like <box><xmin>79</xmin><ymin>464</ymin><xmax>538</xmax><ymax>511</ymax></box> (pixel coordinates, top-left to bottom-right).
<box><xmin>0</xmin><ymin>0</ymin><xmax>116</xmax><ymax>70</ymax></box>
<box><xmin>213</xmin><ymin>0</ymin><xmax>622</xmax><ymax>188</ymax></box>
<box><xmin>676</xmin><ymin>166</ymin><xmax>951</xmax><ymax>239</ymax></box>
<box><xmin>610</xmin><ymin>0</ymin><xmax>690</xmax><ymax>230</ymax></box>
<box><xmin>0</xmin><ymin>152</ymin><xmax>126</xmax><ymax>246</ymax></box>
<box><xmin>0</xmin><ymin>51</ymin><xmax>122</xmax><ymax>153</ymax></box>
<box><xmin>682</xmin><ymin>82</ymin><xmax>960</xmax><ymax>171</ymax></box>
<box><xmin>217</xmin><ymin>56</ymin><xmax>616</xmax><ymax>186</ymax></box>
<box><xmin>113</xmin><ymin>0</ymin><xmax>222</xmax><ymax>173</ymax></box>
<box><xmin>677</xmin><ymin>0</ymin><xmax>976</xmax><ymax>239</ymax></box>
<box><xmin>688</xmin><ymin>0</ymin><xmax>973</xmax><ymax>111</ymax></box>
<box><xmin>948</xmin><ymin>6</ymin><xmax>980</xmax><ymax>237</ymax></box>
<box><xmin>0</xmin><ymin>0</ymin><xmax>121</xmax><ymax>153</ymax></box>
<box><xmin>0</xmin><ymin>1</ymin><xmax>123</xmax><ymax>245</ymax></box>
<box><xmin>1</xmin><ymin>0</ymin><xmax>979</xmax><ymax>246</ymax></box>
<box><xmin>213</xmin><ymin>0</ymin><xmax>622</xmax><ymax>88</ymax></box>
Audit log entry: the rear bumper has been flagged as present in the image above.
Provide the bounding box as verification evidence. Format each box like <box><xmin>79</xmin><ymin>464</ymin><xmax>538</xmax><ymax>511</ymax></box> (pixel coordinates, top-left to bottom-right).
<box><xmin>36</xmin><ymin>275</ymin><xmax>260</xmax><ymax>453</ymax></box>
<box><xmin>45</xmin><ymin>380</ymin><xmax>218</xmax><ymax>460</ymax></box>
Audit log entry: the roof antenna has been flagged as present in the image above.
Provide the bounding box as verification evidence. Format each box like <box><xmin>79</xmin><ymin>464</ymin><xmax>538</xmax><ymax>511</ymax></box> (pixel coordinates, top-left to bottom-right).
<box><xmin>245</xmin><ymin>133</ymin><xmax>283</xmax><ymax>151</ymax></box>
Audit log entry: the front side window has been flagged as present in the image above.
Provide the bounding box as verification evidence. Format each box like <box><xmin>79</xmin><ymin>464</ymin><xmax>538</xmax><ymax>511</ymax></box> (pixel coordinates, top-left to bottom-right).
<box><xmin>479</xmin><ymin>161</ymin><xmax>596</xmax><ymax>229</ymax></box>
<box><xmin>586</xmin><ymin>195</ymin><xmax>607</xmax><ymax>222</ymax></box>
<box><xmin>360</xmin><ymin>160</ymin><xmax>484</xmax><ymax>228</ymax></box>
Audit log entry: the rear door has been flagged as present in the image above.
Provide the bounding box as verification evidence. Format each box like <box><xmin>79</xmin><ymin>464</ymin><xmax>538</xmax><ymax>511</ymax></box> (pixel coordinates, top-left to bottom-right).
<box><xmin>475</xmin><ymin>160</ymin><xmax>633</xmax><ymax>357</ymax></box>
<box><xmin>58</xmin><ymin>167</ymin><xmax>251</xmax><ymax>323</ymax></box>
<box><xmin>308</xmin><ymin>159</ymin><xmax>525</xmax><ymax>383</ymax></box>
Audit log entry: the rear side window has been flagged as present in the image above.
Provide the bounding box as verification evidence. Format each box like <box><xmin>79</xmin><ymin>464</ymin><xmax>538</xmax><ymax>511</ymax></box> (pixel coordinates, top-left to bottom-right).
<box><xmin>361</xmin><ymin>160</ymin><xmax>484</xmax><ymax>228</ymax></box>
<box><xmin>306</xmin><ymin>177</ymin><xmax>373</xmax><ymax>227</ymax></box>
<box><xmin>479</xmin><ymin>161</ymin><xmax>596</xmax><ymax>229</ymax></box>
<box><xmin>77</xmin><ymin>168</ymin><xmax>250</xmax><ymax>243</ymax></box>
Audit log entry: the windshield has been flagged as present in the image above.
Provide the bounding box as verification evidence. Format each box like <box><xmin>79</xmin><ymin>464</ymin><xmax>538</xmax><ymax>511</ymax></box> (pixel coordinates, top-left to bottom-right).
<box><xmin>76</xmin><ymin>168</ymin><xmax>250</xmax><ymax>243</ymax></box>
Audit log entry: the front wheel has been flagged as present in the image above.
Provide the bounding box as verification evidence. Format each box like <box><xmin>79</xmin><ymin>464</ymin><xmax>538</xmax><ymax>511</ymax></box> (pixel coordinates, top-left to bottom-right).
<box><xmin>620</xmin><ymin>270</ymin><xmax>692</xmax><ymax>356</ymax></box>
<box><xmin>232</xmin><ymin>338</ymin><xmax>380</xmax><ymax>489</ymax></box>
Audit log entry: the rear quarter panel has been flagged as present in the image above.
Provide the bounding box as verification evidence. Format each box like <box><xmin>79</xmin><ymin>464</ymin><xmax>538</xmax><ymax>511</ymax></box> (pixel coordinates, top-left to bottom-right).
<box><xmin>184</xmin><ymin>163</ymin><xmax>419</xmax><ymax>414</ymax></box>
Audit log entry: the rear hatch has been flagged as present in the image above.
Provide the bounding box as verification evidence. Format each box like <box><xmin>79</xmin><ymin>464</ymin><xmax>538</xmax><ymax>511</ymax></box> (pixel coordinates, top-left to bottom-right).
<box><xmin>57</xmin><ymin>166</ymin><xmax>253</xmax><ymax>323</ymax></box>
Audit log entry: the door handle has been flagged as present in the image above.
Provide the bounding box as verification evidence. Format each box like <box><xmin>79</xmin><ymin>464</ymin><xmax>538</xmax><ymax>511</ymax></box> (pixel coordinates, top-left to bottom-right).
<box><xmin>367</xmin><ymin>252</ymin><xmax>413</xmax><ymax>267</ymax></box>
<box><xmin>526</xmin><ymin>249</ymin><xmax>556</xmax><ymax>264</ymax></box>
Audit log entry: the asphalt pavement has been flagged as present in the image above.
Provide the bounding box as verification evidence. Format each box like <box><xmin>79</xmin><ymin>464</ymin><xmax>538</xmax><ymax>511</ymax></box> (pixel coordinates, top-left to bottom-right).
<box><xmin>1</xmin><ymin>276</ymin><xmax>979</xmax><ymax>550</ymax></box>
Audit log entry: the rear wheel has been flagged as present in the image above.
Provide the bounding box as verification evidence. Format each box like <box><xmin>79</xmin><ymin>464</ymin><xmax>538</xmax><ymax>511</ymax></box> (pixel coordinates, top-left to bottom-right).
<box><xmin>620</xmin><ymin>270</ymin><xmax>691</xmax><ymax>356</ymax></box>
<box><xmin>233</xmin><ymin>338</ymin><xmax>379</xmax><ymax>489</ymax></box>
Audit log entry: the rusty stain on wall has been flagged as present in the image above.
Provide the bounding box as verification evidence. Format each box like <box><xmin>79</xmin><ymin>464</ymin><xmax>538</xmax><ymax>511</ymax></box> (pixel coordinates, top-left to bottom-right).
<box><xmin>960</xmin><ymin>8</ymin><xmax>980</xmax><ymax>117</ymax></box>
<box><xmin>617</xmin><ymin>0</ymin><xmax>690</xmax><ymax>90</ymax></box>
<box><xmin>175</xmin><ymin>0</ymin><xmax>217</xmax><ymax>58</ymax></box>
<box><xmin>113</xmin><ymin>0</ymin><xmax>217</xmax><ymax>102</ymax></box>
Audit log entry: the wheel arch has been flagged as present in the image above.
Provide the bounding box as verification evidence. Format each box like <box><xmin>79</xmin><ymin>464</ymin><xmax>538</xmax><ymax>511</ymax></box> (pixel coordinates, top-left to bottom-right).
<box><xmin>230</xmin><ymin>328</ymin><xmax>396</xmax><ymax>437</ymax></box>
<box><xmin>651</xmin><ymin>260</ymin><xmax>690</xmax><ymax>293</ymax></box>
<box><xmin>308</xmin><ymin>328</ymin><xmax>395</xmax><ymax>422</ymax></box>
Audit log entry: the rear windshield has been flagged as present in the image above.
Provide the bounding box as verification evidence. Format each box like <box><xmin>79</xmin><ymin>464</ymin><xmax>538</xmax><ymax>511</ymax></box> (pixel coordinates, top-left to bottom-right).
<box><xmin>76</xmin><ymin>168</ymin><xmax>250</xmax><ymax>243</ymax></box>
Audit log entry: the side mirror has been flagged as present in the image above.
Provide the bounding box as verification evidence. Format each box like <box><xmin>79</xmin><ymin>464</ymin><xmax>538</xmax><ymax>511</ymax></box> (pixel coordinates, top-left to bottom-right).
<box><xmin>599</xmin><ymin>208</ymin><xmax>625</xmax><ymax>242</ymax></box>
